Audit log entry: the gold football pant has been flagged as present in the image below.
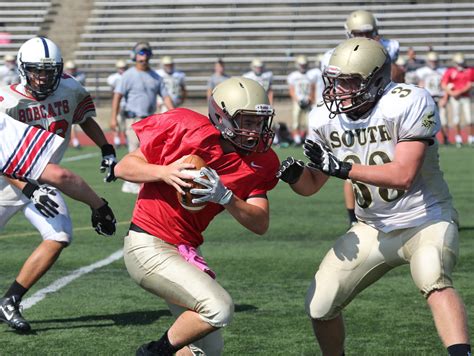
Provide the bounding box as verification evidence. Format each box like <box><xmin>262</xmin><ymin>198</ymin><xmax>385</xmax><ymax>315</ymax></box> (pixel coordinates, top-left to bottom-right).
<box><xmin>124</xmin><ymin>230</ymin><xmax>233</xmax><ymax>355</ymax></box>
<box><xmin>306</xmin><ymin>219</ymin><xmax>459</xmax><ymax>320</ymax></box>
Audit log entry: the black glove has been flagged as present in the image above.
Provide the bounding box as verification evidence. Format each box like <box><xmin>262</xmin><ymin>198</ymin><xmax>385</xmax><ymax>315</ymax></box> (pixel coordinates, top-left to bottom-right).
<box><xmin>22</xmin><ymin>183</ymin><xmax>60</xmax><ymax>218</ymax></box>
<box><xmin>298</xmin><ymin>99</ymin><xmax>311</xmax><ymax>110</ymax></box>
<box><xmin>91</xmin><ymin>199</ymin><xmax>116</xmax><ymax>236</ymax></box>
<box><xmin>303</xmin><ymin>139</ymin><xmax>352</xmax><ymax>180</ymax></box>
<box><xmin>276</xmin><ymin>157</ymin><xmax>305</xmax><ymax>184</ymax></box>
<box><xmin>100</xmin><ymin>144</ymin><xmax>117</xmax><ymax>183</ymax></box>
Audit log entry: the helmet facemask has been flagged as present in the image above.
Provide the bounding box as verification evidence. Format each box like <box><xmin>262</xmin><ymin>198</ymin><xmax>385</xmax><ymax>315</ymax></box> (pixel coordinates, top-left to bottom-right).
<box><xmin>20</xmin><ymin>61</ymin><xmax>63</xmax><ymax>100</ymax></box>
<box><xmin>209</xmin><ymin>98</ymin><xmax>275</xmax><ymax>153</ymax></box>
<box><xmin>323</xmin><ymin>57</ymin><xmax>391</xmax><ymax>119</ymax></box>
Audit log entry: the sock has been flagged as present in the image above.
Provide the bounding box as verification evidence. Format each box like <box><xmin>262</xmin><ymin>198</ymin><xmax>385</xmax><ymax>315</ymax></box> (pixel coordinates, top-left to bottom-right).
<box><xmin>147</xmin><ymin>330</ymin><xmax>178</xmax><ymax>355</ymax></box>
<box><xmin>347</xmin><ymin>209</ymin><xmax>357</xmax><ymax>224</ymax></box>
<box><xmin>447</xmin><ymin>343</ymin><xmax>471</xmax><ymax>356</ymax></box>
<box><xmin>4</xmin><ymin>280</ymin><xmax>28</xmax><ymax>300</ymax></box>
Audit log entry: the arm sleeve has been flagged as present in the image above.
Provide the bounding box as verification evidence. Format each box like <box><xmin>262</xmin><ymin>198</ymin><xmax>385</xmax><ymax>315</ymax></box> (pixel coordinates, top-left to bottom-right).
<box><xmin>398</xmin><ymin>90</ymin><xmax>440</xmax><ymax>143</ymax></box>
<box><xmin>0</xmin><ymin>116</ymin><xmax>64</xmax><ymax>183</ymax></box>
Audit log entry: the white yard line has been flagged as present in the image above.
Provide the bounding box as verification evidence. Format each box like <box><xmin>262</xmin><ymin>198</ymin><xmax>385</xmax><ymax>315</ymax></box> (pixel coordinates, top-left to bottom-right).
<box><xmin>62</xmin><ymin>152</ymin><xmax>99</xmax><ymax>162</ymax></box>
<box><xmin>10</xmin><ymin>150</ymin><xmax>122</xmax><ymax>310</ymax></box>
<box><xmin>22</xmin><ymin>249</ymin><xmax>123</xmax><ymax>310</ymax></box>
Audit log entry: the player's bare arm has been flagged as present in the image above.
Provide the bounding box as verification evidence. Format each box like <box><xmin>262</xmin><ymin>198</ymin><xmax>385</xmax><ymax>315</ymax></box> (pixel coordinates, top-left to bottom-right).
<box><xmin>276</xmin><ymin>156</ymin><xmax>329</xmax><ymax>196</ymax></box>
<box><xmin>225</xmin><ymin>196</ymin><xmax>270</xmax><ymax>235</ymax></box>
<box><xmin>348</xmin><ymin>140</ymin><xmax>428</xmax><ymax>190</ymax></box>
<box><xmin>38</xmin><ymin>164</ymin><xmax>105</xmax><ymax>209</ymax></box>
<box><xmin>115</xmin><ymin>149</ymin><xmax>195</xmax><ymax>194</ymax></box>
<box><xmin>110</xmin><ymin>92</ymin><xmax>123</xmax><ymax>131</ymax></box>
<box><xmin>79</xmin><ymin>117</ymin><xmax>109</xmax><ymax>147</ymax></box>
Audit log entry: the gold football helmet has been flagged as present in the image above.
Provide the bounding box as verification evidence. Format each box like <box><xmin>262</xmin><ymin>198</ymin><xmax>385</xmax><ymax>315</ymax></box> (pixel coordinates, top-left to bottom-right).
<box><xmin>209</xmin><ymin>77</ymin><xmax>275</xmax><ymax>153</ymax></box>
<box><xmin>344</xmin><ymin>10</ymin><xmax>378</xmax><ymax>38</ymax></box>
<box><xmin>322</xmin><ymin>38</ymin><xmax>391</xmax><ymax>118</ymax></box>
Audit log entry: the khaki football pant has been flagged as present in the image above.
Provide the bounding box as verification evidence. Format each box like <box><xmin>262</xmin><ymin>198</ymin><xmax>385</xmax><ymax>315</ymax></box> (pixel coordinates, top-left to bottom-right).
<box><xmin>306</xmin><ymin>219</ymin><xmax>459</xmax><ymax>320</ymax></box>
<box><xmin>124</xmin><ymin>230</ymin><xmax>233</xmax><ymax>355</ymax></box>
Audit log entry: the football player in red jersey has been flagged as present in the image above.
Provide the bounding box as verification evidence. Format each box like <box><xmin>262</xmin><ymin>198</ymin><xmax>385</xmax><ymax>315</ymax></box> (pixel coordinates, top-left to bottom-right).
<box><xmin>114</xmin><ymin>77</ymin><xmax>279</xmax><ymax>356</ymax></box>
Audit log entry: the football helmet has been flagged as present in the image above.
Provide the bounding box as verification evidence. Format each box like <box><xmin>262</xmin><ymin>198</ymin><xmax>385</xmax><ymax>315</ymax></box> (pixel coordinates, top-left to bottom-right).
<box><xmin>17</xmin><ymin>37</ymin><xmax>63</xmax><ymax>100</ymax></box>
<box><xmin>344</xmin><ymin>10</ymin><xmax>378</xmax><ymax>38</ymax></box>
<box><xmin>452</xmin><ymin>52</ymin><xmax>465</xmax><ymax>66</ymax></box>
<box><xmin>250</xmin><ymin>59</ymin><xmax>264</xmax><ymax>75</ymax></box>
<box><xmin>209</xmin><ymin>77</ymin><xmax>275</xmax><ymax>153</ymax></box>
<box><xmin>322</xmin><ymin>38</ymin><xmax>391</xmax><ymax>119</ymax></box>
<box><xmin>295</xmin><ymin>55</ymin><xmax>308</xmax><ymax>72</ymax></box>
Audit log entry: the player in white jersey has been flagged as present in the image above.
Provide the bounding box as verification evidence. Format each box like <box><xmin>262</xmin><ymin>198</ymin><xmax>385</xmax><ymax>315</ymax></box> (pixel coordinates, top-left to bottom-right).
<box><xmin>416</xmin><ymin>52</ymin><xmax>449</xmax><ymax>144</ymax></box>
<box><xmin>307</xmin><ymin>54</ymin><xmax>325</xmax><ymax>104</ymax></box>
<box><xmin>156</xmin><ymin>56</ymin><xmax>186</xmax><ymax>112</ymax></box>
<box><xmin>320</xmin><ymin>9</ymin><xmax>400</xmax><ymax>227</ymax></box>
<box><xmin>287</xmin><ymin>55</ymin><xmax>316</xmax><ymax>145</ymax></box>
<box><xmin>243</xmin><ymin>58</ymin><xmax>274</xmax><ymax>104</ymax></box>
<box><xmin>107</xmin><ymin>59</ymin><xmax>128</xmax><ymax>147</ymax></box>
<box><xmin>0</xmin><ymin>37</ymin><xmax>117</xmax><ymax>332</ymax></box>
<box><xmin>277</xmin><ymin>38</ymin><xmax>470</xmax><ymax>356</ymax></box>
<box><xmin>0</xmin><ymin>112</ymin><xmax>116</xmax><ymax>331</ymax></box>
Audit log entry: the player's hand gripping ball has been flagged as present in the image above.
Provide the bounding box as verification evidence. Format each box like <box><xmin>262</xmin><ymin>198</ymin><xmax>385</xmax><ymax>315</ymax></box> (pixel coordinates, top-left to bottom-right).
<box><xmin>177</xmin><ymin>154</ymin><xmax>208</xmax><ymax>212</ymax></box>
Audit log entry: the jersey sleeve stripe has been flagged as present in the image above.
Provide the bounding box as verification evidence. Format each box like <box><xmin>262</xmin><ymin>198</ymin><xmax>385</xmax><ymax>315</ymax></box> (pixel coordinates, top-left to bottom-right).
<box><xmin>72</xmin><ymin>96</ymin><xmax>96</xmax><ymax>123</ymax></box>
<box><xmin>3</xmin><ymin>127</ymin><xmax>52</xmax><ymax>178</ymax></box>
<box><xmin>2</xmin><ymin>126</ymin><xmax>39</xmax><ymax>176</ymax></box>
<box><xmin>22</xmin><ymin>133</ymin><xmax>56</xmax><ymax>178</ymax></box>
<box><xmin>14</xmin><ymin>130</ymin><xmax>52</xmax><ymax>178</ymax></box>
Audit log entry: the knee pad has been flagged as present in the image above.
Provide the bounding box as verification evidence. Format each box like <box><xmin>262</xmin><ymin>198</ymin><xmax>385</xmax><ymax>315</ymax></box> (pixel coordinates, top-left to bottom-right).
<box><xmin>199</xmin><ymin>294</ymin><xmax>234</xmax><ymax>328</ymax></box>
<box><xmin>305</xmin><ymin>275</ymin><xmax>341</xmax><ymax>321</ymax></box>
<box><xmin>410</xmin><ymin>244</ymin><xmax>456</xmax><ymax>297</ymax></box>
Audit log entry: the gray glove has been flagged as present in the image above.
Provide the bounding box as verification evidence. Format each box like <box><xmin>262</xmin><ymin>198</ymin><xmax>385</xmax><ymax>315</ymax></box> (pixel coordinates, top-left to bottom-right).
<box><xmin>191</xmin><ymin>167</ymin><xmax>233</xmax><ymax>205</ymax></box>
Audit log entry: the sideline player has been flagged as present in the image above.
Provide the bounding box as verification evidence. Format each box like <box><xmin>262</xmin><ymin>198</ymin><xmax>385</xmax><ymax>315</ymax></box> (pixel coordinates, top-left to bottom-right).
<box><xmin>287</xmin><ymin>55</ymin><xmax>316</xmax><ymax>145</ymax></box>
<box><xmin>114</xmin><ymin>77</ymin><xmax>279</xmax><ymax>355</ymax></box>
<box><xmin>0</xmin><ymin>113</ymin><xmax>116</xmax><ymax>332</ymax></box>
<box><xmin>0</xmin><ymin>37</ymin><xmax>116</xmax><ymax>332</ymax></box>
<box><xmin>243</xmin><ymin>59</ymin><xmax>274</xmax><ymax>104</ymax></box>
<box><xmin>277</xmin><ymin>38</ymin><xmax>470</xmax><ymax>356</ymax></box>
<box><xmin>156</xmin><ymin>56</ymin><xmax>186</xmax><ymax>112</ymax></box>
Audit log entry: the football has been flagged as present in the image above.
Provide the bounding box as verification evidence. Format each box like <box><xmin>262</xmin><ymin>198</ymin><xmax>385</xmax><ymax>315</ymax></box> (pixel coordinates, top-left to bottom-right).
<box><xmin>177</xmin><ymin>154</ymin><xmax>208</xmax><ymax>212</ymax></box>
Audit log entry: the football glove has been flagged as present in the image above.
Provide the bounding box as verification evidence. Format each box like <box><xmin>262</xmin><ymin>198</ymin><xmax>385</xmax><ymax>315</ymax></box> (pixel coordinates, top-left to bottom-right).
<box><xmin>191</xmin><ymin>167</ymin><xmax>233</xmax><ymax>205</ymax></box>
<box><xmin>91</xmin><ymin>199</ymin><xmax>116</xmax><ymax>236</ymax></box>
<box><xmin>303</xmin><ymin>139</ymin><xmax>352</xmax><ymax>180</ymax></box>
<box><xmin>22</xmin><ymin>183</ymin><xmax>60</xmax><ymax>218</ymax></box>
<box><xmin>276</xmin><ymin>157</ymin><xmax>305</xmax><ymax>184</ymax></box>
<box><xmin>100</xmin><ymin>144</ymin><xmax>117</xmax><ymax>183</ymax></box>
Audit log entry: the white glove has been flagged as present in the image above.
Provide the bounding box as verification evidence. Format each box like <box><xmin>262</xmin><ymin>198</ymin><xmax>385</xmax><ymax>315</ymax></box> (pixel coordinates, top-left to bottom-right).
<box><xmin>191</xmin><ymin>167</ymin><xmax>233</xmax><ymax>205</ymax></box>
<box><xmin>22</xmin><ymin>183</ymin><xmax>60</xmax><ymax>218</ymax></box>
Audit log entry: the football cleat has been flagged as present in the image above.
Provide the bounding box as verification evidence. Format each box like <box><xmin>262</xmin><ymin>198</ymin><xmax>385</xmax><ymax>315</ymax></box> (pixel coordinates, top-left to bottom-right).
<box><xmin>0</xmin><ymin>296</ymin><xmax>31</xmax><ymax>332</ymax></box>
<box><xmin>136</xmin><ymin>341</ymin><xmax>160</xmax><ymax>356</ymax></box>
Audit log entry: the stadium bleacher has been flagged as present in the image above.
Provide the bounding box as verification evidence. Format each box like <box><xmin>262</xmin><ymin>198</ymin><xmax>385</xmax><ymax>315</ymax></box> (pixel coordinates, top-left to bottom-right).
<box><xmin>73</xmin><ymin>0</ymin><xmax>474</xmax><ymax>100</ymax></box>
<box><xmin>0</xmin><ymin>1</ymin><xmax>472</xmax><ymax>101</ymax></box>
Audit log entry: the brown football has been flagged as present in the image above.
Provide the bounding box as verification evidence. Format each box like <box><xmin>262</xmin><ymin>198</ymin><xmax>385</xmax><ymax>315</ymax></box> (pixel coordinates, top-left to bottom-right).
<box><xmin>177</xmin><ymin>154</ymin><xmax>208</xmax><ymax>212</ymax></box>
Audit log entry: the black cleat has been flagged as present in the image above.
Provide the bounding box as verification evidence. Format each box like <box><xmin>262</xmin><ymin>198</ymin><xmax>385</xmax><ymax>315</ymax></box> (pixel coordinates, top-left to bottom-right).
<box><xmin>0</xmin><ymin>296</ymin><xmax>31</xmax><ymax>332</ymax></box>
<box><xmin>136</xmin><ymin>341</ymin><xmax>159</xmax><ymax>356</ymax></box>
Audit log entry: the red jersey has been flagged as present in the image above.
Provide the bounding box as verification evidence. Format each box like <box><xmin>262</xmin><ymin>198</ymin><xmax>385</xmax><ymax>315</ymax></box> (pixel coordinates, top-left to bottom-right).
<box><xmin>441</xmin><ymin>67</ymin><xmax>474</xmax><ymax>98</ymax></box>
<box><xmin>131</xmin><ymin>108</ymin><xmax>280</xmax><ymax>247</ymax></box>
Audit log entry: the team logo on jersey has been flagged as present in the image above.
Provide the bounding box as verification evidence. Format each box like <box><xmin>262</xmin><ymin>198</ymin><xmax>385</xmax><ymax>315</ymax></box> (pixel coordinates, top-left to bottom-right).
<box><xmin>421</xmin><ymin>111</ymin><xmax>436</xmax><ymax>129</ymax></box>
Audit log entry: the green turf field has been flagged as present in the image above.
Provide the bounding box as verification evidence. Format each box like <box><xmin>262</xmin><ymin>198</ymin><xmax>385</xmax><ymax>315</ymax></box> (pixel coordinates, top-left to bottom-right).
<box><xmin>0</xmin><ymin>146</ymin><xmax>472</xmax><ymax>355</ymax></box>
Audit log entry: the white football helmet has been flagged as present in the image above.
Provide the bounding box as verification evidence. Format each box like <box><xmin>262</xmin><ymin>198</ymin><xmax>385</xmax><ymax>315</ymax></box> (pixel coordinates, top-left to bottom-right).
<box><xmin>17</xmin><ymin>37</ymin><xmax>63</xmax><ymax>100</ymax></box>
